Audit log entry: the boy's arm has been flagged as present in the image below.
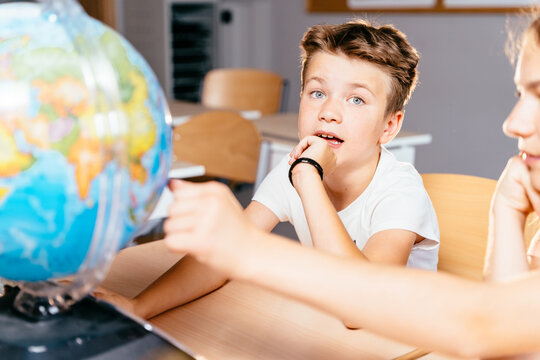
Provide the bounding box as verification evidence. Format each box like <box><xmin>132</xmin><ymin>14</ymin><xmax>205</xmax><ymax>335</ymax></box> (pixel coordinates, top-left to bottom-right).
<box><xmin>289</xmin><ymin>136</ymin><xmax>368</xmax><ymax>259</ymax></box>
<box><xmin>244</xmin><ymin>200</ymin><xmax>280</xmax><ymax>232</ymax></box>
<box><xmin>124</xmin><ymin>254</ymin><xmax>228</xmax><ymax>319</ymax></box>
<box><xmin>362</xmin><ymin>230</ymin><xmax>419</xmax><ymax>265</ymax></box>
<box><xmin>292</xmin><ymin>159</ymin><xmax>417</xmax><ymax>265</ymax></box>
<box><xmin>292</xmin><ymin>164</ymin><xmax>366</xmax><ymax>258</ymax></box>
<box><xmin>96</xmin><ymin>192</ymin><xmax>279</xmax><ymax>319</ymax></box>
<box><xmin>164</xmin><ymin>180</ymin><xmax>540</xmax><ymax>358</ymax></box>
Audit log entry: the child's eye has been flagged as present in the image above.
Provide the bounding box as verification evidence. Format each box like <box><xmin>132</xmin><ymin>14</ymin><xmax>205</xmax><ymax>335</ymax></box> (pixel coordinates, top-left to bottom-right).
<box><xmin>348</xmin><ymin>97</ymin><xmax>364</xmax><ymax>105</ymax></box>
<box><xmin>310</xmin><ymin>90</ymin><xmax>324</xmax><ymax>99</ymax></box>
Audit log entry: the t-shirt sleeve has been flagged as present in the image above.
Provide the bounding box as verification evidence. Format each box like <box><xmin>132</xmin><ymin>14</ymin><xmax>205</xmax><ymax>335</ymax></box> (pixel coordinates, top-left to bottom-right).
<box><xmin>369</xmin><ymin>184</ymin><xmax>440</xmax><ymax>249</ymax></box>
<box><xmin>252</xmin><ymin>155</ymin><xmax>291</xmax><ymax>222</ymax></box>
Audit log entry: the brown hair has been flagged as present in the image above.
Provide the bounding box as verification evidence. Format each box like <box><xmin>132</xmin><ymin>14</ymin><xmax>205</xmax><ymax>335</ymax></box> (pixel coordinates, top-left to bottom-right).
<box><xmin>300</xmin><ymin>19</ymin><xmax>419</xmax><ymax>116</ymax></box>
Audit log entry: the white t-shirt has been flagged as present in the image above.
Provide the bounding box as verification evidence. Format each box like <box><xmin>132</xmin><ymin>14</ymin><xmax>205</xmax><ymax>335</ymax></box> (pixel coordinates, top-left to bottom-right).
<box><xmin>253</xmin><ymin>146</ymin><xmax>440</xmax><ymax>270</ymax></box>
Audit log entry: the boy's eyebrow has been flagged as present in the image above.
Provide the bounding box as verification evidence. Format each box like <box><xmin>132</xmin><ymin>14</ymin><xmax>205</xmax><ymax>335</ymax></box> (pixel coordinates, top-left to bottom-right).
<box><xmin>305</xmin><ymin>76</ymin><xmax>325</xmax><ymax>85</ymax></box>
<box><xmin>349</xmin><ymin>82</ymin><xmax>375</xmax><ymax>96</ymax></box>
<box><xmin>305</xmin><ymin>76</ymin><xmax>375</xmax><ymax>96</ymax></box>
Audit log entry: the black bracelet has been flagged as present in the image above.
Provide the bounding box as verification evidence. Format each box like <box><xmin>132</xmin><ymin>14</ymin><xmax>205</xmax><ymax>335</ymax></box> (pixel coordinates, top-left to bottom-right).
<box><xmin>288</xmin><ymin>157</ymin><xmax>323</xmax><ymax>187</ymax></box>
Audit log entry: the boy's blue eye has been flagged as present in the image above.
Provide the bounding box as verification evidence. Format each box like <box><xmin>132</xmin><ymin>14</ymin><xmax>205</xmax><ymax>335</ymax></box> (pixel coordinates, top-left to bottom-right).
<box><xmin>349</xmin><ymin>97</ymin><xmax>364</xmax><ymax>105</ymax></box>
<box><xmin>310</xmin><ymin>90</ymin><xmax>324</xmax><ymax>99</ymax></box>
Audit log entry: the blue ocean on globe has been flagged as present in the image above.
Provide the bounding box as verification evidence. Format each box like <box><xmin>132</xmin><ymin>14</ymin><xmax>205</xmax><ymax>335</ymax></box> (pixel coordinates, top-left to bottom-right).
<box><xmin>0</xmin><ymin>2</ymin><xmax>172</xmax><ymax>281</ymax></box>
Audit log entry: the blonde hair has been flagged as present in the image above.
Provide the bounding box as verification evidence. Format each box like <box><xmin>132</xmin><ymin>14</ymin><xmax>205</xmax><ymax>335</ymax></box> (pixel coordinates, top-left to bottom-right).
<box><xmin>506</xmin><ymin>8</ymin><xmax>540</xmax><ymax>65</ymax></box>
<box><xmin>299</xmin><ymin>19</ymin><xmax>420</xmax><ymax>116</ymax></box>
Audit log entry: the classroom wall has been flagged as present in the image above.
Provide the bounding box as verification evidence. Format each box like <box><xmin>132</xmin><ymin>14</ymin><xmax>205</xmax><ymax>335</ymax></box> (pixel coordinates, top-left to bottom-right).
<box><xmin>115</xmin><ymin>0</ymin><xmax>521</xmax><ymax>180</ymax></box>
<box><xmin>267</xmin><ymin>0</ymin><xmax>520</xmax><ymax>179</ymax></box>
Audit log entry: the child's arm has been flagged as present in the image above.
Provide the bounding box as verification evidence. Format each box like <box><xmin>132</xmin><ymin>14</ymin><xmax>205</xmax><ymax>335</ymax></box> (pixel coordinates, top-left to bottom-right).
<box><xmin>95</xmin><ymin>184</ymin><xmax>279</xmax><ymax>319</ymax></box>
<box><xmin>484</xmin><ymin>156</ymin><xmax>540</xmax><ymax>280</ymax></box>
<box><xmin>289</xmin><ymin>136</ymin><xmax>364</xmax><ymax>258</ymax></box>
<box><xmin>291</xmin><ymin>165</ymin><xmax>365</xmax><ymax>258</ymax></box>
<box><xmin>163</xmin><ymin>180</ymin><xmax>540</xmax><ymax>358</ymax></box>
<box><xmin>95</xmin><ymin>253</ymin><xmax>229</xmax><ymax>319</ymax></box>
<box><xmin>289</xmin><ymin>136</ymin><xmax>417</xmax><ymax>264</ymax></box>
<box><xmin>243</xmin><ymin>200</ymin><xmax>280</xmax><ymax>232</ymax></box>
<box><xmin>292</xmin><ymin>164</ymin><xmax>417</xmax><ymax>264</ymax></box>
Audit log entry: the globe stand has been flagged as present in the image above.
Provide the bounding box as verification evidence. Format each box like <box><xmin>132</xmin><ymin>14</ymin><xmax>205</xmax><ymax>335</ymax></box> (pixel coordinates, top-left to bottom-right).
<box><xmin>0</xmin><ymin>285</ymin><xmax>198</xmax><ymax>359</ymax></box>
<box><xmin>12</xmin><ymin>282</ymin><xmax>76</xmax><ymax>319</ymax></box>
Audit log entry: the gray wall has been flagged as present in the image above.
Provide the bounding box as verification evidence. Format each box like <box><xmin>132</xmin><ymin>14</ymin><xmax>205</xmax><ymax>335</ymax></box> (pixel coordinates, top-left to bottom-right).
<box><xmin>266</xmin><ymin>0</ymin><xmax>519</xmax><ymax>179</ymax></box>
<box><xmin>116</xmin><ymin>0</ymin><xmax>521</xmax><ymax>180</ymax></box>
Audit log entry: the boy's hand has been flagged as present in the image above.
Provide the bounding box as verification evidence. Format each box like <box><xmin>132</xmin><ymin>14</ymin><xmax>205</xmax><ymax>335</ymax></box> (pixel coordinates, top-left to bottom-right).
<box><xmin>493</xmin><ymin>155</ymin><xmax>540</xmax><ymax>217</ymax></box>
<box><xmin>288</xmin><ymin>135</ymin><xmax>337</xmax><ymax>175</ymax></box>
<box><xmin>163</xmin><ymin>180</ymin><xmax>257</xmax><ymax>277</ymax></box>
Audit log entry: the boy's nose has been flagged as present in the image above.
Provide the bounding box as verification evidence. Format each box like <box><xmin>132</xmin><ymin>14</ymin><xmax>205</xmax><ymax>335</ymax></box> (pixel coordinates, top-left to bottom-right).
<box><xmin>318</xmin><ymin>99</ymin><xmax>342</xmax><ymax>123</ymax></box>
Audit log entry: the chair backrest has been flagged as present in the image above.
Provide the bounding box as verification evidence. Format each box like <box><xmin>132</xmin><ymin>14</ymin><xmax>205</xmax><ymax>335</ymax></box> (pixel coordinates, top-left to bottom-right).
<box><xmin>201</xmin><ymin>68</ymin><xmax>284</xmax><ymax>115</ymax></box>
<box><xmin>173</xmin><ymin>111</ymin><xmax>261</xmax><ymax>183</ymax></box>
<box><xmin>422</xmin><ymin>173</ymin><xmax>540</xmax><ymax>280</ymax></box>
<box><xmin>421</xmin><ymin>173</ymin><xmax>496</xmax><ymax>280</ymax></box>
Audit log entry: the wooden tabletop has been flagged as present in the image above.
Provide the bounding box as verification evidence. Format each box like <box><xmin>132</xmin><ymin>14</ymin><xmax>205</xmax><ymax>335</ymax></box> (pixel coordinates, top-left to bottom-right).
<box><xmin>101</xmin><ymin>240</ymin><xmax>422</xmax><ymax>360</ymax></box>
<box><xmin>169</xmin><ymin>100</ymin><xmax>261</xmax><ymax>125</ymax></box>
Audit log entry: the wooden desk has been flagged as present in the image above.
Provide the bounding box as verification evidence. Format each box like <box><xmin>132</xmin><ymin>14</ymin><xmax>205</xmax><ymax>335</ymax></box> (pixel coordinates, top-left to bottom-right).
<box><xmin>168</xmin><ymin>160</ymin><xmax>206</xmax><ymax>179</ymax></box>
<box><xmin>169</xmin><ymin>100</ymin><xmax>261</xmax><ymax>123</ymax></box>
<box><xmin>101</xmin><ymin>240</ymin><xmax>420</xmax><ymax>360</ymax></box>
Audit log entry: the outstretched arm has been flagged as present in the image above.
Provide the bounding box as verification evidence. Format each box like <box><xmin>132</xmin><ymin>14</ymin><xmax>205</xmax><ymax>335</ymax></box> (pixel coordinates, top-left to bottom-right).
<box><xmin>163</xmin><ymin>180</ymin><xmax>540</xmax><ymax>358</ymax></box>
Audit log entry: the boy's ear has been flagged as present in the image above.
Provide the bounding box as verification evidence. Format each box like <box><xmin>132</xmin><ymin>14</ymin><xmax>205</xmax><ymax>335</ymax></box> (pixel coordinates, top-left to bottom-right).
<box><xmin>378</xmin><ymin>111</ymin><xmax>403</xmax><ymax>145</ymax></box>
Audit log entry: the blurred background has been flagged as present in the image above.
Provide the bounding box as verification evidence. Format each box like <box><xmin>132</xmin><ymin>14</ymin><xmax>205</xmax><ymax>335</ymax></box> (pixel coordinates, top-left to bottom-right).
<box><xmin>81</xmin><ymin>0</ymin><xmax>526</xmax><ymax>181</ymax></box>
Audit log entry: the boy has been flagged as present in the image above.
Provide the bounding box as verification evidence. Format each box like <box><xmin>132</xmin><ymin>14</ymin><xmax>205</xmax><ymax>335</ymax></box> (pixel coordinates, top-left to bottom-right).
<box><xmin>97</xmin><ymin>19</ymin><xmax>439</xmax><ymax>321</ymax></box>
<box><xmin>249</xmin><ymin>20</ymin><xmax>438</xmax><ymax>266</ymax></box>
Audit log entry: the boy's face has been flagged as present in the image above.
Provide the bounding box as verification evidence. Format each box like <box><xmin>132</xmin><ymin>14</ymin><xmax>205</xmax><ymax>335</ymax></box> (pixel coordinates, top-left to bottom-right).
<box><xmin>298</xmin><ymin>51</ymin><xmax>401</xmax><ymax>169</ymax></box>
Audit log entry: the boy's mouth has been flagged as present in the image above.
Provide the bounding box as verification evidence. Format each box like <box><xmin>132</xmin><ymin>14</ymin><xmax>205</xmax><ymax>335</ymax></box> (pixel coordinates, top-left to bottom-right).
<box><xmin>316</xmin><ymin>133</ymin><xmax>344</xmax><ymax>146</ymax></box>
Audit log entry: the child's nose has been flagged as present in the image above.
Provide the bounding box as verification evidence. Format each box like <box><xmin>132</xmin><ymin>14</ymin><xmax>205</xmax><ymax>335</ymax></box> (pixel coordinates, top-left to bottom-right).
<box><xmin>318</xmin><ymin>99</ymin><xmax>342</xmax><ymax>123</ymax></box>
<box><xmin>503</xmin><ymin>100</ymin><xmax>537</xmax><ymax>139</ymax></box>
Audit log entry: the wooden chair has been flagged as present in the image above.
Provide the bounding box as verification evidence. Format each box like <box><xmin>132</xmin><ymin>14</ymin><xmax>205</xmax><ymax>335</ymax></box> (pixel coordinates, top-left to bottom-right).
<box><xmin>421</xmin><ymin>173</ymin><xmax>496</xmax><ymax>280</ymax></box>
<box><xmin>173</xmin><ymin>110</ymin><xmax>261</xmax><ymax>183</ymax></box>
<box><xmin>201</xmin><ymin>68</ymin><xmax>285</xmax><ymax>115</ymax></box>
<box><xmin>422</xmin><ymin>173</ymin><xmax>540</xmax><ymax>280</ymax></box>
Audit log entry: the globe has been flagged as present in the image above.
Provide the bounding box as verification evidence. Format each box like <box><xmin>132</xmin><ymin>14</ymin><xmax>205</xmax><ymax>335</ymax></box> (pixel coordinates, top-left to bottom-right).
<box><xmin>0</xmin><ymin>0</ymin><xmax>171</xmax><ymax>309</ymax></box>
